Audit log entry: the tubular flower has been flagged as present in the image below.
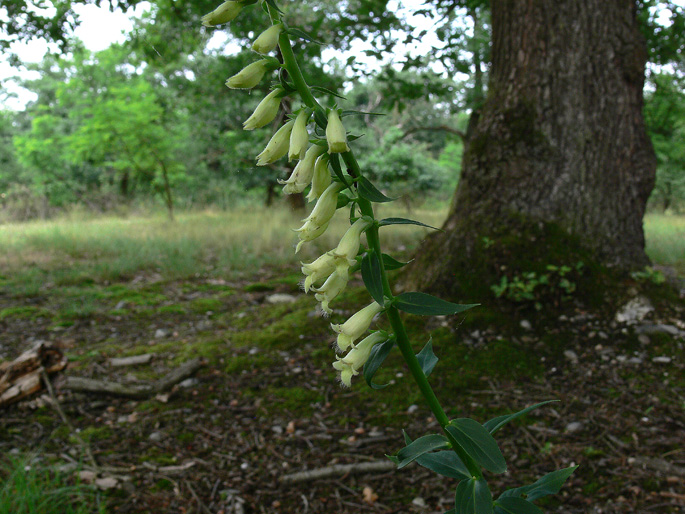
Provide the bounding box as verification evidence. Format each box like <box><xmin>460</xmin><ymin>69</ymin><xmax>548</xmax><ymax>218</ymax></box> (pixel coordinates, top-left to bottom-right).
<box><xmin>326</xmin><ymin>109</ymin><xmax>350</xmax><ymax>154</ymax></box>
<box><xmin>331</xmin><ymin>301</ymin><xmax>383</xmax><ymax>352</ymax></box>
<box><xmin>243</xmin><ymin>89</ymin><xmax>283</xmax><ymax>130</ymax></box>
<box><xmin>202</xmin><ymin>1</ymin><xmax>243</xmax><ymax>27</ymax></box>
<box><xmin>256</xmin><ymin>120</ymin><xmax>294</xmax><ymax>166</ymax></box>
<box><xmin>313</xmin><ymin>261</ymin><xmax>350</xmax><ymax>314</ymax></box>
<box><xmin>333</xmin><ymin>331</ymin><xmax>387</xmax><ymax>386</ymax></box>
<box><xmin>301</xmin><ymin>252</ymin><xmax>340</xmax><ymax>293</ymax></box>
<box><xmin>295</xmin><ymin>220</ymin><xmax>329</xmax><ymax>253</ymax></box>
<box><xmin>226</xmin><ymin>59</ymin><xmax>274</xmax><ymax>89</ymax></box>
<box><xmin>252</xmin><ymin>23</ymin><xmax>283</xmax><ymax>54</ymax></box>
<box><xmin>289</xmin><ymin>109</ymin><xmax>310</xmax><ymax>161</ymax></box>
<box><xmin>300</xmin><ymin>181</ymin><xmax>344</xmax><ymax>226</ymax></box>
<box><xmin>279</xmin><ymin>144</ymin><xmax>326</xmax><ymax>194</ymax></box>
<box><xmin>329</xmin><ymin>218</ymin><xmax>372</xmax><ymax>262</ymax></box>
<box><xmin>306</xmin><ymin>154</ymin><xmax>331</xmax><ymax>202</ymax></box>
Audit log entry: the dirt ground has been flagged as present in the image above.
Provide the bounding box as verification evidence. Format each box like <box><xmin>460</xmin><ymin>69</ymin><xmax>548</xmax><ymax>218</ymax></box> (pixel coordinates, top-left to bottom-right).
<box><xmin>1</xmin><ymin>271</ymin><xmax>684</xmax><ymax>513</ymax></box>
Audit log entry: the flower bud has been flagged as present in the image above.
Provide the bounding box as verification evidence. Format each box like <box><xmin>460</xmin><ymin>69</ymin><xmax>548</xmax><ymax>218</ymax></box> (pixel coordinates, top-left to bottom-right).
<box><xmin>331</xmin><ymin>301</ymin><xmax>383</xmax><ymax>352</ymax></box>
<box><xmin>278</xmin><ymin>144</ymin><xmax>326</xmax><ymax>194</ymax></box>
<box><xmin>256</xmin><ymin>120</ymin><xmax>294</xmax><ymax>166</ymax></box>
<box><xmin>326</xmin><ymin>109</ymin><xmax>350</xmax><ymax>154</ymax></box>
<box><xmin>330</xmin><ymin>218</ymin><xmax>372</xmax><ymax>262</ymax></box>
<box><xmin>252</xmin><ymin>23</ymin><xmax>283</xmax><ymax>54</ymax></box>
<box><xmin>202</xmin><ymin>1</ymin><xmax>243</xmax><ymax>27</ymax></box>
<box><xmin>243</xmin><ymin>89</ymin><xmax>283</xmax><ymax>131</ymax></box>
<box><xmin>289</xmin><ymin>110</ymin><xmax>310</xmax><ymax>161</ymax></box>
<box><xmin>313</xmin><ymin>261</ymin><xmax>350</xmax><ymax>314</ymax></box>
<box><xmin>226</xmin><ymin>59</ymin><xmax>274</xmax><ymax>89</ymax></box>
<box><xmin>306</xmin><ymin>154</ymin><xmax>332</xmax><ymax>202</ymax></box>
<box><xmin>333</xmin><ymin>331</ymin><xmax>387</xmax><ymax>386</ymax></box>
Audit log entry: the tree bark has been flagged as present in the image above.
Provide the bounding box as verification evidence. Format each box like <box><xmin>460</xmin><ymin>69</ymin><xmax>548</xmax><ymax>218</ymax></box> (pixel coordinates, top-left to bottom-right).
<box><xmin>405</xmin><ymin>0</ymin><xmax>656</xmax><ymax>297</ymax></box>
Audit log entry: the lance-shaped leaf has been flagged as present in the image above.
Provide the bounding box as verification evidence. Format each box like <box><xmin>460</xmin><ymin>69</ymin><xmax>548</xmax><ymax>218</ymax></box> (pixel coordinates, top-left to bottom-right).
<box><xmin>454</xmin><ymin>477</ymin><xmax>493</xmax><ymax>514</ymax></box>
<box><xmin>287</xmin><ymin>27</ymin><xmax>322</xmax><ymax>44</ymax></box>
<box><xmin>311</xmin><ymin>85</ymin><xmax>346</xmax><ymax>100</ymax></box>
<box><xmin>341</xmin><ymin>109</ymin><xmax>385</xmax><ymax>117</ymax></box>
<box><xmin>494</xmin><ymin>498</ymin><xmax>543</xmax><ymax>514</ymax></box>
<box><xmin>395</xmin><ymin>292</ymin><xmax>479</xmax><ymax>316</ymax></box>
<box><xmin>361</xmin><ymin>252</ymin><xmax>384</xmax><ymax>306</ymax></box>
<box><xmin>362</xmin><ymin>338</ymin><xmax>395</xmax><ymax>390</ymax></box>
<box><xmin>379</xmin><ymin>217</ymin><xmax>441</xmax><ymax>231</ymax></box>
<box><xmin>403</xmin><ymin>431</ymin><xmax>471</xmax><ymax>480</ymax></box>
<box><xmin>357</xmin><ymin>176</ymin><xmax>394</xmax><ymax>203</ymax></box>
<box><xmin>382</xmin><ymin>253</ymin><xmax>411</xmax><ymax>271</ymax></box>
<box><xmin>446</xmin><ymin>419</ymin><xmax>507</xmax><ymax>474</ymax></box>
<box><xmin>499</xmin><ymin>466</ymin><xmax>578</xmax><ymax>501</ymax></box>
<box><xmin>483</xmin><ymin>401</ymin><xmax>558</xmax><ymax>435</ymax></box>
<box><xmin>328</xmin><ymin>153</ymin><xmax>351</xmax><ymax>189</ymax></box>
<box><xmin>416</xmin><ymin>338</ymin><xmax>438</xmax><ymax>377</ymax></box>
<box><xmin>396</xmin><ymin>434</ymin><xmax>450</xmax><ymax>469</ymax></box>
<box><xmin>416</xmin><ymin>451</ymin><xmax>471</xmax><ymax>481</ymax></box>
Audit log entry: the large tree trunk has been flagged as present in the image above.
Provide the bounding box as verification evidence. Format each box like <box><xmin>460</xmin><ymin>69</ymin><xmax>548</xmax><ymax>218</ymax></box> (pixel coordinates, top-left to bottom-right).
<box><xmin>405</xmin><ymin>0</ymin><xmax>656</xmax><ymax>297</ymax></box>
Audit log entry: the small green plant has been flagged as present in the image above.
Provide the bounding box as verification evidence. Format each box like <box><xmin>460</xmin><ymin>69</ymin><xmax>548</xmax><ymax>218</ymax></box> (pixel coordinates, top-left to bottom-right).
<box><xmin>202</xmin><ymin>1</ymin><xmax>577</xmax><ymax>512</ymax></box>
<box><xmin>492</xmin><ymin>262</ymin><xmax>584</xmax><ymax>309</ymax></box>
<box><xmin>630</xmin><ymin>266</ymin><xmax>666</xmax><ymax>284</ymax></box>
<box><xmin>0</xmin><ymin>454</ymin><xmax>105</xmax><ymax>514</ymax></box>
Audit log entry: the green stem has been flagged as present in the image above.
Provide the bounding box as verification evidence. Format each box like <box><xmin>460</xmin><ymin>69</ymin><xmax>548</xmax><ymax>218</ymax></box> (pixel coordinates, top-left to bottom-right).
<box><xmin>272</xmin><ymin>7</ymin><xmax>482</xmax><ymax>480</ymax></box>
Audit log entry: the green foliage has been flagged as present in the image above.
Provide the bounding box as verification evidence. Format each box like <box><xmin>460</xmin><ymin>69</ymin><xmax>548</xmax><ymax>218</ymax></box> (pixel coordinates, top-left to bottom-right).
<box><xmin>630</xmin><ymin>266</ymin><xmax>666</xmax><ymax>284</ymax></box>
<box><xmin>0</xmin><ymin>454</ymin><xmax>105</xmax><ymax>514</ymax></box>
<box><xmin>491</xmin><ymin>262</ymin><xmax>585</xmax><ymax>309</ymax></box>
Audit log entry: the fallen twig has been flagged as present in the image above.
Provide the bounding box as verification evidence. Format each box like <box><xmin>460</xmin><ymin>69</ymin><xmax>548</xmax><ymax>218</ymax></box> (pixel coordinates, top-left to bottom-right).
<box><xmin>60</xmin><ymin>358</ymin><xmax>204</xmax><ymax>399</ymax></box>
<box><xmin>280</xmin><ymin>459</ymin><xmax>395</xmax><ymax>484</ymax></box>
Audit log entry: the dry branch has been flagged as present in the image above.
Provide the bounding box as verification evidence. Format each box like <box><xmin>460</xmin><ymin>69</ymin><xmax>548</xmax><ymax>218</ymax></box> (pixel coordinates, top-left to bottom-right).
<box><xmin>61</xmin><ymin>358</ymin><xmax>204</xmax><ymax>399</ymax></box>
<box><xmin>0</xmin><ymin>342</ymin><xmax>67</xmax><ymax>407</ymax></box>
<box><xmin>280</xmin><ymin>459</ymin><xmax>395</xmax><ymax>484</ymax></box>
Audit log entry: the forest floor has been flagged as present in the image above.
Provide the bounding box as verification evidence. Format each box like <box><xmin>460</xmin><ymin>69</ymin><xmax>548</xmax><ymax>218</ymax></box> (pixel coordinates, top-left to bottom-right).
<box><xmin>0</xmin><ymin>209</ymin><xmax>684</xmax><ymax>514</ymax></box>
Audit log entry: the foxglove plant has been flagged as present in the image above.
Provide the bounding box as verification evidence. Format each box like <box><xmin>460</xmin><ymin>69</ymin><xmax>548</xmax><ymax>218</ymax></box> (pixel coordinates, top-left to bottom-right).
<box><xmin>202</xmin><ymin>2</ymin><xmax>577</xmax><ymax>512</ymax></box>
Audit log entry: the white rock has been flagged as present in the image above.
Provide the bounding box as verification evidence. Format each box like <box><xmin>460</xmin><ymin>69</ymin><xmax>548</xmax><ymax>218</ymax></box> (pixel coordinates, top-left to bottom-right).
<box><xmin>563</xmin><ymin>350</ymin><xmax>579</xmax><ymax>364</ymax></box>
<box><xmin>565</xmin><ymin>421</ymin><xmax>583</xmax><ymax>433</ymax></box>
<box><xmin>154</xmin><ymin>328</ymin><xmax>168</xmax><ymax>339</ymax></box>
<box><xmin>407</xmin><ymin>404</ymin><xmax>419</xmax><ymax>414</ymax></box>
<box><xmin>652</xmin><ymin>356</ymin><xmax>672</xmax><ymax>364</ymax></box>
<box><xmin>615</xmin><ymin>297</ymin><xmax>654</xmax><ymax>324</ymax></box>
<box><xmin>266</xmin><ymin>294</ymin><xmax>297</xmax><ymax>304</ymax></box>
<box><xmin>412</xmin><ymin>497</ymin><xmax>427</xmax><ymax>507</ymax></box>
<box><xmin>520</xmin><ymin>320</ymin><xmax>532</xmax><ymax>330</ymax></box>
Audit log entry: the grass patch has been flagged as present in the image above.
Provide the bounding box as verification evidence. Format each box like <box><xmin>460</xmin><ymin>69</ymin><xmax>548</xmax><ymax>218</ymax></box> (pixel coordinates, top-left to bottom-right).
<box><xmin>0</xmin><ymin>454</ymin><xmax>105</xmax><ymax>514</ymax></box>
<box><xmin>645</xmin><ymin>213</ymin><xmax>685</xmax><ymax>274</ymax></box>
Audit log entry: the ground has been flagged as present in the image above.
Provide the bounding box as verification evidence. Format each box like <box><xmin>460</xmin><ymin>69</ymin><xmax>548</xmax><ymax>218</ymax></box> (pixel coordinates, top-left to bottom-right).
<box><xmin>0</xmin><ymin>210</ymin><xmax>684</xmax><ymax>513</ymax></box>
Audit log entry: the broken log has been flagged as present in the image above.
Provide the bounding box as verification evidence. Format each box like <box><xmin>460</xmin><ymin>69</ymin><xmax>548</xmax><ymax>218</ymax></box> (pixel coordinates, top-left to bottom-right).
<box><xmin>0</xmin><ymin>342</ymin><xmax>67</xmax><ymax>408</ymax></box>
<box><xmin>60</xmin><ymin>358</ymin><xmax>204</xmax><ymax>399</ymax></box>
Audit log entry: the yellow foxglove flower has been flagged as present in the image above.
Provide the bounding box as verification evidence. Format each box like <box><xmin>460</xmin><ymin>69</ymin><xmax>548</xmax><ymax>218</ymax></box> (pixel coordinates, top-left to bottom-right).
<box><xmin>279</xmin><ymin>144</ymin><xmax>326</xmax><ymax>194</ymax></box>
<box><xmin>243</xmin><ymin>89</ymin><xmax>283</xmax><ymax>131</ymax></box>
<box><xmin>202</xmin><ymin>1</ymin><xmax>243</xmax><ymax>27</ymax></box>
<box><xmin>289</xmin><ymin>110</ymin><xmax>310</xmax><ymax>161</ymax></box>
<box><xmin>252</xmin><ymin>23</ymin><xmax>283</xmax><ymax>54</ymax></box>
<box><xmin>301</xmin><ymin>252</ymin><xmax>340</xmax><ymax>293</ymax></box>
<box><xmin>331</xmin><ymin>301</ymin><xmax>383</xmax><ymax>352</ymax></box>
<box><xmin>333</xmin><ymin>331</ymin><xmax>387</xmax><ymax>386</ymax></box>
<box><xmin>256</xmin><ymin>120</ymin><xmax>294</xmax><ymax>166</ymax></box>
<box><xmin>306</xmin><ymin>154</ymin><xmax>331</xmax><ymax>202</ymax></box>
<box><xmin>313</xmin><ymin>261</ymin><xmax>350</xmax><ymax>314</ymax></box>
<box><xmin>329</xmin><ymin>218</ymin><xmax>372</xmax><ymax>262</ymax></box>
<box><xmin>226</xmin><ymin>59</ymin><xmax>273</xmax><ymax>89</ymax></box>
<box><xmin>295</xmin><ymin>220</ymin><xmax>330</xmax><ymax>253</ymax></box>
<box><xmin>304</xmin><ymin>182</ymin><xmax>344</xmax><ymax>227</ymax></box>
<box><xmin>326</xmin><ymin>109</ymin><xmax>350</xmax><ymax>153</ymax></box>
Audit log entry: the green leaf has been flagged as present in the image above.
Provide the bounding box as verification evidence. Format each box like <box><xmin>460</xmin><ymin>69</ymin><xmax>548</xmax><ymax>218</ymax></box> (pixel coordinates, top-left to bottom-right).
<box><xmin>499</xmin><ymin>466</ymin><xmax>578</xmax><ymax>501</ymax></box>
<box><xmin>395</xmin><ymin>292</ymin><xmax>479</xmax><ymax>316</ymax></box>
<box><xmin>357</xmin><ymin>176</ymin><xmax>394</xmax><ymax>203</ymax></box>
<box><xmin>361</xmin><ymin>252</ymin><xmax>384</xmax><ymax>306</ymax></box>
<box><xmin>446</xmin><ymin>419</ymin><xmax>507</xmax><ymax>474</ymax></box>
<box><xmin>494</xmin><ymin>498</ymin><xmax>543</xmax><ymax>514</ymax></box>
<box><xmin>328</xmin><ymin>153</ymin><xmax>351</xmax><ymax>190</ymax></box>
<box><xmin>263</xmin><ymin>0</ymin><xmax>284</xmax><ymax>15</ymax></box>
<box><xmin>454</xmin><ymin>477</ymin><xmax>493</xmax><ymax>514</ymax></box>
<box><xmin>483</xmin><ymin>401</ymin><xmax>558</xmax><ymax>435</ymax></box>
<box><xmin>362</xmin><ymin>338</ymin><xmax>395</xmax><ymax>390</ymax></box>
<box><xmin>286</xmin><ymin>27</ymin><xmax>322</xmax><ymax>44</ymax></box>
<box><xmin>336</xmin><ymin>194</ymin><xmax>352</xmax><ymax>209</ymax></box>
<box><xmin>396</xmin><ymin>434</ymin><xmax>450</xmax><ymax>469</ymax></box>
<box><xmin>416</xmin><ymin>338</ymin><xmax>438</xmax><ymax>377</ymax></box>
<box><xmin>379</xmin><ymin>217</ymin><xmax>441</xmax><ymax>231</ymax></box>
<box><xmin>416</xmin><ymin>451</ymin><xmax>471</xmax><ymax>481</ymax></box>
<box><xmin>382</xmin><ymin>253</ymin><xmax>410</xmax><ymax>270</ymax></box>
<box><xmin>341</xmin><ymin>109</ymin><xmax>385</xmax><ymax>117</ymax></box>
<box><xmin>310</xmin><ymin>85</ymin><xmax>346</xmax><ymax>100</ymax></box>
